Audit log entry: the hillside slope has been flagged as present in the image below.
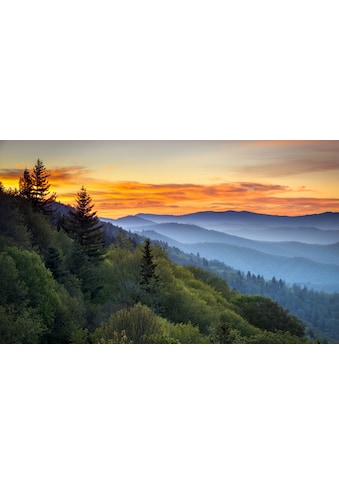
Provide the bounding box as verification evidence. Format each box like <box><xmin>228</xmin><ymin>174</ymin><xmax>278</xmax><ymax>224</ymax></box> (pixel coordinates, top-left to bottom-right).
<box><xmin>0</xmin><ymin>188</ymin><xmax>309</xmax><ymax>344</ymax></box>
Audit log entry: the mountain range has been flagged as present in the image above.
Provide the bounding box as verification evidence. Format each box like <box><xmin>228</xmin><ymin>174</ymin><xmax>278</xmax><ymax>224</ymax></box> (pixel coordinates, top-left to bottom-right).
<box><xmin>102</xmin><ymin>210</ymin><xmax>339</xmax><ymax>292</ymax></box>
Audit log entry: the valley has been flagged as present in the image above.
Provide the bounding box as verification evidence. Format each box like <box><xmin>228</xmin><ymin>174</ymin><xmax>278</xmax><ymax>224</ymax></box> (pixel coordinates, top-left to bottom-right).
<box><xmin>104</xmin><ymin>210</ymin><xmax>339</xmax><ymax>292</ymax></box>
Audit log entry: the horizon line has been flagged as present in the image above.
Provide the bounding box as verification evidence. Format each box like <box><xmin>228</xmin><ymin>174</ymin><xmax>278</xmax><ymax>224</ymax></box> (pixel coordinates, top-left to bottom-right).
<box><xmin>98</xmin><ymin>208</ymin><xmax>339</xmax><ymax>220</ymax></box>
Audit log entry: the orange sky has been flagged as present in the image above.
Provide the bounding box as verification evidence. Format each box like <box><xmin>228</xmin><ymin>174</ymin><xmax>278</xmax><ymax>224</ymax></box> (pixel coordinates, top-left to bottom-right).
<box><xmin>1</xmin><ymin>141</ymin><xmax>339</xmax><ymax>217</ymax></box>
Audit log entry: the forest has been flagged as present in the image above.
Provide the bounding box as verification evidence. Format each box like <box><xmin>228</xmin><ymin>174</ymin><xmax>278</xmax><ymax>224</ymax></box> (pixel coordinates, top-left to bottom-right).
<box><xmin>164</xmin><ymin>246</ymin><xmax>339</xmax><ymax>342</ymax></box>
<box><xmin>0</xmin><ymin>159</ymin><xmax>324</xmax><ymax>344</ymax></box>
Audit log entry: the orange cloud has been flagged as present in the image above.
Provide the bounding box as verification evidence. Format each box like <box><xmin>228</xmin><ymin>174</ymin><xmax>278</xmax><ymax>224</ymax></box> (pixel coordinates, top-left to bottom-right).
<box><xmin>2</xmin><ymin>166</ymin><xmax>338</xmax><ymax>217</ymax></box>
<box><xmin>62</xmin><ymin>180</ymin><xmax>339</xmax><ymax>217</ymax></box>
<box><xmin>0</xmin><ymin>165</ymin><xmax>90</xmax><ymax>187</ymax></box>
<box><xmin>47</xmin><ymin>166</ymin><xmax>91</xmax><ymax>187</ymax></box>
<box><xmin>0</xmin><ymin>168</ymin><xmax>25</xmax><ymax>185</ymax></box>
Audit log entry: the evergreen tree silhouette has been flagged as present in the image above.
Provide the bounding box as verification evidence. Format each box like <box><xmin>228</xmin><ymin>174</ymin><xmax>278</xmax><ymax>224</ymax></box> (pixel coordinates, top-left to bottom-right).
<box><xmin>140</xmin><ymin>239</ymin><xmax>157</xmax><ymax>289</ymax></box>
<box><xmin>19</xmin><ymin>159</ymin><xmax>55</xmax><ymax>215</ymax></box>
<box><xmin>19</xmin><ymin>168</ymin><xmax>33</xmax><ymax>200</ymax></box>
<box><xmin>66</xmin><ymin>186</ymin><xmax>105</xmax><ymax>261</ymax></box>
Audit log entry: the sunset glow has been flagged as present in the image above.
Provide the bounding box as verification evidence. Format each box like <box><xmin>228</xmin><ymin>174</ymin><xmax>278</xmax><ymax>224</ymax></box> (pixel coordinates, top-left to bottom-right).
<box><xmin>1</xmin><ymin>140</ymin><xmax>339</xmax><ymax>217</ymax></box>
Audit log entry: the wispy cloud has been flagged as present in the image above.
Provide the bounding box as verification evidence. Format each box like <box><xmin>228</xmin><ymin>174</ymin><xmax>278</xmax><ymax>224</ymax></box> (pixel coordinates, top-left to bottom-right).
<box><xmin>235</xmin><ymin>141</ymin><xmax>339</xmax><ymax>177</ymax></box>
<box><xmin>48</xmin><ymin>166</ymin><xmax>91</xmax><ymax>186</ymax></box>
<box><xmin>0</xmin><ymin>165</ymin><xmax>90</xmax><ymax>187</ymax></box>
<box><xmin>241</xmin><ymin>159</ymin><xmax>339</xmax><ymax>177</ymax></box>
<box><xmin>62</xmin><ymin>180</ymin><xmax>337</xmax><ymax>217</ymax></box>
<box><xmin>2</xmin><ymin>164</ymin><xmax>338</xmax><ymax>217</ymax></box>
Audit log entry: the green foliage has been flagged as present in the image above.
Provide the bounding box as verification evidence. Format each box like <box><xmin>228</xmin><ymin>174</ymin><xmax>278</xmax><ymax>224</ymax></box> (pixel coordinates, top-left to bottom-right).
<box><xmin>0</xmin><ymin>246</ymin><xmax>87</xmax><ymax>343</ymax></box>
<box><xmin>164</xmin><ymin>322</ymin><xmax>210</xmax><ymax>344</ymax></box>
<box><xmin>45</xmin><ymin>245</ymin><xmax>66</xmax><ymax>281</ymax></box>
<box><xmin>160</xmin><ymin>264</ymin><xmax>227</xmax><ymax>334</ymax></box>
<box><xmin>0</xmin><ymin>251</ymin><xmax>47</xmax><ymax>343</ymax></box>
<box><xmin>209</xmin><ymin>308</ymin><xmax>261</xmax><ymax>343</ymax></box>
<box><xmin>0</xmin><ymin>189</ymin><xmax>32</xmax><ymax>250</ymax></box>
<box><xmin>6</xmin><ymin>247</ymin><xmax>60</xmax><ymax>328</ymax></box>
<box><xmin>234</xmin><ymin>295</ymin><xmax>306</xmax><ymax>337</ymax></box>
<box><xmin>0</xmin><ymin>305</ymin><xmax>46</xmax><ymax>344</ymax></box>
<box><xmin>51</xmin><ymin>287</ymin><xmax>87</xmax><ymax>343</ymax></box>
<box><xmin>99</xmin><ymin>247</ymin><xmax>141</xmax><ymax>305</ymax></box>
<box><xmin>0</xmin><ymin>253</ymin><xmax>28</xmax><ymax>306</ymax></box>
<box><xmin>115</xmin><ymin>227</ymin><xmax>134</xmax><ymax>250</ymax></box>
<box><xmin>95</xmin><ymin>329</ymin><xmax>131</xmax><ymax>344</ymax></box>
<box><xmin>186</xmin><ymin>265</ymin><xmax>232</xmax><ymax>300</ymax></box>
<box><xmin>19</xmin><ymin>200</ymin><xmax>54</xmax><ymax>252</ymax></box>
<box><xmin>92</xmin><ymin>303</ymin><xmax>169</xmax><ymax>344</ymax></box>
<box><xmin>244</xmin><ymin>330</ymin><xmax>309</xmax><ymax>344</ymax></box>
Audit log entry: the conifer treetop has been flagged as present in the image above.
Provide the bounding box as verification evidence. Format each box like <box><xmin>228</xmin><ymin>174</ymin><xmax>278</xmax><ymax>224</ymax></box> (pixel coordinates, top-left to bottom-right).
<box><xmin>66</xmin><ymin>186</ymin><xmax>105</xmax><ymax>260</ymax></box>
<box><xmin>18</xmin><ymin>159</ymin><xmax>56</xmax><ymax>214</ymax></box>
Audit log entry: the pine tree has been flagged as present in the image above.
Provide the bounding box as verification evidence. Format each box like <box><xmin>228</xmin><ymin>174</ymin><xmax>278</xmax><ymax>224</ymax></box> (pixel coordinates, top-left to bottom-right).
<box><xmin>66</xmin><ymin>186</ymin><xmax>105</xmax><ymax>260</ymax></box>
<box><xmin>140</xmin><ymin>239</ymin><xmax>158</xmax><ymax>290</ymax></box>
<box><xmin>19</xmin><ymin>168</ymin><xmax>33</xmax><ymax>200</ymax></box>
<box><xmin>19</xmin><ymin>160</ymin><xmax>56</xmax><ymax>214</ymax></box>
<box><xmin>45</xmin><ymin>245</ymin><xmax>66</xmax><ymax>282</ymax></box>
<box><xmin>31</xmin><ymin>159</ymin><xmax>56</xmax><ymax>213</ymax></box>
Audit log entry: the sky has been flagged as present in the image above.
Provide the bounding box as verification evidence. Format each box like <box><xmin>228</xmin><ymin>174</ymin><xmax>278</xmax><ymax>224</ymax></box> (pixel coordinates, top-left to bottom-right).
<box><xmin>0</xmin><ymin>140</ymin><xmax>339</xmax><ymax>218</ymax></box>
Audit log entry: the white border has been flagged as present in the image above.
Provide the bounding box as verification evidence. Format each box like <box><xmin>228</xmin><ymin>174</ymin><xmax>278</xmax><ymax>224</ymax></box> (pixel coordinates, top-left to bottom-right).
<box><xmin>1</xmin><ymin>1</ymin><xmax>338</xmax><ymax>484</ymax></box>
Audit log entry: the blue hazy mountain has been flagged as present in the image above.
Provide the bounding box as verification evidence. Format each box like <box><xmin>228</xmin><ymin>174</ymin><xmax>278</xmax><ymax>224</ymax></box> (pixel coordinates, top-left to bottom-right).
<box><xmin>112</xmin><ymin>210</ymin><xmax>339</xmax><ymax>244</ymax></box>
<box><xmin>105</xmin><ymin>210</ymin><xmax>339</xmax><ymax>291</ymax></box>
<box><xmin>136</xmin><ymin>210</ymin><xmax>339</xmax><ymax>229</ymax></box>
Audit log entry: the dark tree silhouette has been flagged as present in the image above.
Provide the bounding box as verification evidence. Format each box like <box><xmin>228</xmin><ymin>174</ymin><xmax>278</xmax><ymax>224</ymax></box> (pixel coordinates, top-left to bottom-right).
<box><xmin>140</xmin><ymin>239</ymin><xmax>158</xmax><ymax>291</ymax></box>
<box><xmin>19</xmin><ymin>160</ymin><xmax>55</xmax><ymax>214</ymax></box>
<box><xmin>19</xmin><ymin>168</ymin><xmax>33</xmax><ymax>200</ymax></box>
<box><xmin>66</xmin><ymin>186</ymin><xmax>105</xmax><ymax>260</ymax></box>
<box><xmin>31</xmin><ymin>159</ymin><xmax>56</xmax><ymax>213</ymax></box>
<box><xmin>138</xmin><ymin>239</ymin><xmax>163</xmax><ymax>313</ymax></box>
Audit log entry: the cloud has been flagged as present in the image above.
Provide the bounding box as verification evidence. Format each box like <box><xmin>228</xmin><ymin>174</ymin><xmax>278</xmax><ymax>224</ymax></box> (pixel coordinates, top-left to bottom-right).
<box><xmin>48</xmin><ymin>166</ymin><xmax>91</xmax><ymax>186</ymax></box>
<box><xmin>235</xmin><ymin>141</ymin><xmax>339</xmax><ymax>177</ymax></box>
<box><xmin>2</xmin><ymin>165</ymin><xmax>338</xmax><ymax>217</ymax></box>
<box><xmin>242</xmin><ymin>159</ymin><xmax>339</xmax><ymax>177</ymax></box>
<box><xmin>0</xmin><ymin>168</ymin><xmax>25</xmax><ymax>181</ymax></box>
<box><xmin>66</xmin><ymin>180</ymin><xmax>334</xmax><ymax>217</ymax></box>
<box><xmin>0</xmin><ymin>165</ymin><xmax>90</xmax><ymax>187</ymax></box>
<box><xmin>237</xmin><ymin>182</ymin><xmax>288</xmax><ymax>192</ymax></box>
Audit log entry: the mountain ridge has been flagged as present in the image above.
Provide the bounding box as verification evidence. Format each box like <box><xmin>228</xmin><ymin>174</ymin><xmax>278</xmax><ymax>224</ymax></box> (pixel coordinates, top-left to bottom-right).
<box><xmin>109</xmin><ymin>210</ymin><xmax>339</xmax><ymax>231</ymax></box>
<box><xmin>102</xmin><ymin>209</ymin><xmax>339</xmax><ymax>292</ymax></box>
